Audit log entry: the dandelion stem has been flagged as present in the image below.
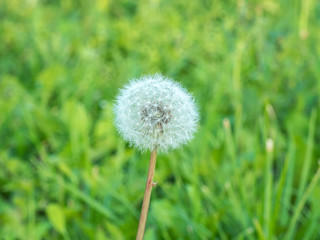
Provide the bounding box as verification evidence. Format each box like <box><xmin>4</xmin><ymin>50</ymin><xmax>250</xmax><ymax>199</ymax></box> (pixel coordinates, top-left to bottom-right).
<box><xmin>136</xmin><ymin>150</ymin><xmax>157</xmax><ymax>240</ymax></box>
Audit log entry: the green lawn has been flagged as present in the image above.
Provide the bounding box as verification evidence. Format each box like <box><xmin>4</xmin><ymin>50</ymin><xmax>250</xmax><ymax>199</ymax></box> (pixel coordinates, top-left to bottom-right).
<box><xmin>1</xmin><ymin>0</ymin><xmax>320</xmax><ymax>239</ymax></box>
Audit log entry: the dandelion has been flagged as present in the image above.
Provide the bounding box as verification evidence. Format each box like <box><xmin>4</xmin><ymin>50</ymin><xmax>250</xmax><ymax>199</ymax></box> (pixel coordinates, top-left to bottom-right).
<box><xmin>114</xmin><ymin>73</ymin><xmax>199</xmax><ymax>240</ymax></box>
<box><xmin>114</xmin><ymin>73</ymin><xmax>198</xmax><ymax>152</ymax></box>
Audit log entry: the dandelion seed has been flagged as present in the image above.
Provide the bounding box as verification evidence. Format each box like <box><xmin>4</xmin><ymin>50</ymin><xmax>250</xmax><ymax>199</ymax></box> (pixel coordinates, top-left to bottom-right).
<box><xmin>114</xmin><ymin>73</ymin><xmax>199</xmax><ymax>152</ymax></box>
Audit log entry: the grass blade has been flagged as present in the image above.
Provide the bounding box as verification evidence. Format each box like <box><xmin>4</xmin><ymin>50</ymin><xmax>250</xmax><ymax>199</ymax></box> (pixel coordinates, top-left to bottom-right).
<box><xmin>297</xmin><ymin>109</ymin><xmax>316</xmax><ymax>202</ymax></box>
<box><xmin>285</xmin><ymin>166</ymin><xmax>320</xmax><ymax>240</ymax></box>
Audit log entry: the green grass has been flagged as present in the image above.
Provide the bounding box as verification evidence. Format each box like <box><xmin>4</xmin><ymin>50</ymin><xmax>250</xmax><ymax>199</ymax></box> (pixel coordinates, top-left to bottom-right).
<box><xmin>1</xmin><ymin>0</ymin><xmax>320</xmax><ymax>239</ymax></box>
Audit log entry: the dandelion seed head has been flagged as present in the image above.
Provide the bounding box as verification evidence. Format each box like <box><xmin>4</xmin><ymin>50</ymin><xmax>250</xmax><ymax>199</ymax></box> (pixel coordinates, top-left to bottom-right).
<box><xmin>114</xmin><ymin>73</ymin><xmax>199</xmax><ymax>152</ymax></box>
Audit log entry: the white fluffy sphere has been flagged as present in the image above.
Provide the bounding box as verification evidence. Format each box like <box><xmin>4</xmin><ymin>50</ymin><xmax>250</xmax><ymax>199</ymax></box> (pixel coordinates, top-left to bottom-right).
<box><xmin>114</xmin><ymin>74</ymin><xmax>199</xmax><ymax>152</ymax></box>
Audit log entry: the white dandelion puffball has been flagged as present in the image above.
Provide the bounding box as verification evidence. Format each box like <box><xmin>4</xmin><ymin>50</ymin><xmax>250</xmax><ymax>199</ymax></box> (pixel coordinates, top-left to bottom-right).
<box><xmin>114</xmin><ymin>74</ymin><xmax>199</xmax><ymax>152</ymax></box>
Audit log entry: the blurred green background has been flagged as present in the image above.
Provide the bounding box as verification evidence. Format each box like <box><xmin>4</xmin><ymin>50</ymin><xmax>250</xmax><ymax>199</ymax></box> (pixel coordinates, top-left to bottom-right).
<box><xmin>1</xmin><ymin>0</ymin><xmax>320</xmax><ymax>239</ymax></box>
